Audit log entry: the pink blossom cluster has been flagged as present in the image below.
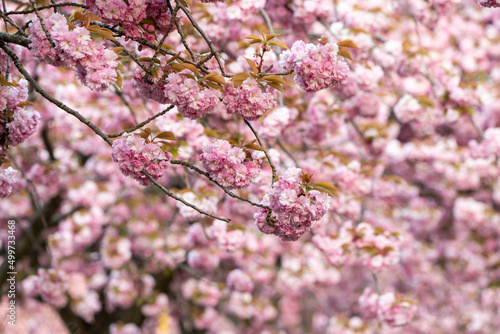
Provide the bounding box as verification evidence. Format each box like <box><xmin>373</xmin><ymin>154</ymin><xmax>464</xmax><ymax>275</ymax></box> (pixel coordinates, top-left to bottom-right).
<box><xmin>135</xmin><ymin>68</ymin><xmax>221</xmax><ymax>119</ymax></box>
<box><xmin>254</xmin><ymin>167</ymin><xmax>331</xmax><ymax>241</ymax></box>
<box><xmin>86</xmin><ymin>0</ymin><xmax>146</xmax><ymax>38</ymax></box>
<box><xmin>314</xmin><ymin>222</ymin><xmax>401</xmax><ymax>270</ymax></box>
<box><xmin>111</xmin><ymin>134</ymin><xmax>171</xmax><ymax>186</ymax></box>
<box><xmin>359</xmin><ymin>288</ymin><xmax>417</xmax><ymax>327</ymax></box>
<box><xmin>133</xmin><ymin>65</ymin><xmax>171</xmax><ymax>104</ymax></box>
<box><xmin>200</xmin><ymin>139</ymin><xmax>261</xmax><ymax>189</ymax></box>
<box><xmin>1</xmin><ymin>79</ymin><xmax>41</xmax><ymax>147</ymax></box>
<box><xmin>258</xmin><ymin>106</ymin><xmax>298</xmax><ymax>140</ymax></box>
<box><xmin>165</xmin><ymin>72</ymin><xmax>221</xmax><ymax>119</ymax></box>
<box><xmin>176</xmin><ymin>191</ymin><xmax>219</xmax><ymax>221</ymax></box>
<box><xmin>478</xmin><ymin>0</ymin><xmax>500</xmax><ymax>7</ymax></box>
<box><xmin>29</xmin><ymin>13</ymin><xmax>118</xmax><ymax>91</ymax></box>
<box><xmin>0</xmin><ymin>167</ymin><xmax>18</xmax><ymax>198</ymax></box>
<box><xmin>223</xmin><ymin>78</ymin><xmax>278</xmax><ymax>120</ymax></box>
<box><xmin>393</xmin><ymin>94</ymin><xmax>423</xmax><ymax>123</ymax></box>
<box><xmin>33</xmin><ymin>269</ymin><xmax>68</xmax><ymax>308</ymax></box>
<box><xmin>279</xmin><ymin>41</ymin><xmax>349</xmax><ymax>92</ymax></box>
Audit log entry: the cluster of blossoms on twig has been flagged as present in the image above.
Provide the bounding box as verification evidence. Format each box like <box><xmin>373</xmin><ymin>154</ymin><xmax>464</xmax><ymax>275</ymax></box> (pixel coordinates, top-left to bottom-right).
<box><xmin>29</xmin><ymin>13</ymin><xmax>119</xmax><ymax>91</ymax></box>
<box><xmin>200</xmin><ymin>139</ymin><xmax>262</xmax><ymax>189</ymax></box>
<box><xmin>1</xmin><ymin>79</ymin><xmax>40</xmax><ymax>197</ymax></box>
<box><xmin>111</xmin><ymin>131</ymin><xmax>173</xmax><ymax>186</ymax></box>
<box><xmin>279</xmin><ymin>40</ymin><xmax>350</xmax><ymax>92</ymax></box>
<box><xmin>254</xmin><ymin>167</ymin><xmax>333</xmax><ymax>241</ymax></box>
<box><xmin>223</xmin><ymin>78</ymin><xmax>278</xmax><ymax>120</ymax></box>
<box><xmin>314</xmin><ymin>221</ymin><xmax>402</xmax><ymax>270</ymax></box>
<box><xmin>359</xmin><ymin>288</ymin><xmax>418</xmax><ymax>327</ymax></box>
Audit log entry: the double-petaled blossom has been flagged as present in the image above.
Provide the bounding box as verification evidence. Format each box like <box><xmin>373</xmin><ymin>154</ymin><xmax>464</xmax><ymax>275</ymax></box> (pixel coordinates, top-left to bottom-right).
<box><xmin>223</xmin><ymin>78</ymin><xmax>278</xmax><ymax>120</ymax></box>
<box><xmin>280</xmin><ymin>40</ymin><xmax>349</xmax><ymax>92</ymax></box>
<box><xmin>254</xmin><ymin>167</ymin><xmax>331</xmax><ymax>241</ymax></box>
<box><xmin>200</xmin><ymin>139</ymin><xmax>261</xmax><ymax>189</ymax></box>
<box><xmin>29</xmin><ymin>13</ymin><xmax>118</xmax><ymax>91</ymax></box>
<box><xmin>111</xmin><ymin>134</ymin><xmax>171</xmax><ymax>186</ymax></box>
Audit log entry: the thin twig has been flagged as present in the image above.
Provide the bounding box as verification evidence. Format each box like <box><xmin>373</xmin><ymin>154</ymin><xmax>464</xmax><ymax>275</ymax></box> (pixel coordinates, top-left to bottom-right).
<box><xmin>276</xmin><ymin>139</ymin><xmax>300</xmax><ymax>168</ymax></box>
<box><xmin>108</xmin><ymin>105</ymin><xmax>175</xmax><ymax>138</ymax></box>
<box><xmin>260</xmin><ymin>9</ymin><xmax>274</xmax><ymax>34</ymax></box>
<box><xmin>175</xmin><ymin>0</ymin><xmax>227</xmax><ymax>76</ymax></box>
<box><xmin>168</xmin><ymin>1</ymin><xmax>196</xmax><ymax>61</ymax></box>
<box><xmin>28</xmin><ymin>0</ymin><xmax>56</xmax><ymax>48</ymax></box>
<box><xmin>244</xmin><ymin>119</ymin><xmax>276</xmax><ymax>184</ymax></box>
<box><xmin>114</xmin><ymin>86</ymin><xmax>139</xmax><ymax>125</ymax></box>
<box><xmin>170</xmin><ymin>159</ymin><xmax>270</xmax><ymax>209</ymax></box>
<box><xmin>5</xmin><ymin>2</ymin><xmax>85</xmax><ymax>15</ymax></box>
<box><xmin>143</xmin><ymin>171</ymin><xmax>231</xmax><ymax>223</ymax></box>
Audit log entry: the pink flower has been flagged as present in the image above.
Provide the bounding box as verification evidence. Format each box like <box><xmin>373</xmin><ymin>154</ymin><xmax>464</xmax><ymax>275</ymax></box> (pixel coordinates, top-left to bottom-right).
<box><xmin>223</xmin><ymin>78</ymin><xmax>278</xmax><ymax>120</ymax></box>
<box><xmin>200</xmin><ymin>139</ymin><xmax>262</xmax><ymax>189</ymax></box>
<box><xmin>0</xmin><ymin>167</ymin><xmax>18</xmax><ymax>198</ymax></box>
<box><xmin>280</xmin><ymin>41</ymin><xmax>349</xmax><ymax>92</ymax></box>
<box><xmin>254</xmin><ymin>167</ymin><xmax>331</xmax><ymax>241</ymax></box>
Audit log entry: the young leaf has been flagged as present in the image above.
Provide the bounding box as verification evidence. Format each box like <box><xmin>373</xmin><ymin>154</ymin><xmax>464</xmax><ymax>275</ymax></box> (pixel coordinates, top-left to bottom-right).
<box><xmin>116</xmin><ymin>72</ymin><xmax>123</xmax><ymax>90</ymax></box>
<box><xmin>244</xmin><ymin>57</ymin><xmax>259</xmax><ymax>74</ymax></box>
<box><xmin>244</xmin><ymin>34</ymin><xmax>263</xmax><ymax>41</ymax></box>
<box><xmin>169</xmin><ymin>63</ymin><xmax>186</xmax><ymax>72</ymax></box>
<box><xmin>244</xmin><ymin>143</ymin><xmax>266</xmax><ymax>152</ymax></box>
<box><xmin>266</xmin><ymin>33</ymin><xmax>280</xmax><ymax>41</ymax></box>
<box><xmin>310</xmin><ymin>182</ymin><xmax>338</xmax><ymax>196</ymax></box>
<box><xmin>337</xmin><ymin>39</ymin><xmax>359</xmax><ymax>49</ymax></box>
<box><xmin>0</xmin><ymin>74</ymin><xmax>15</xmax><ymax>87</ymax></box>
<box><xmin>204</xmin><ymin>73</ymin><xmax>226</xmax><ymax>85</ymax></box>
<box><xmin>337</xmin><ymin>47</ymin><xmax>353</xmax><ymax>61</ymax></box>
<box><xmin>154</xmin><ymin>131</ymin><xmax>177</xmax><ymax>141</ymax></box>
<box><xmin>111</xmin><ymin>47</ymin><xmax>125</xmax><ymax>54</ymax></box>
<box><xmin>266</xmin><ymin>82</ymin><xmax>286</xmax><ymax>94</ymax></box>
<box><xmin>268</xmin><ymin>40</ymin><xmax>289</xmax><ymax>50</ymax></box>
<box><xmin>262</xmin><ymin>75</ymin><xmax>287</xmax><ymax>85</ymax></box>
<box><xmin>183</xmin><ymin>63</ymin><xmax>199</xmax><ymax>76</ymax></box>
<box><xmin>231</xmin><ymin>72</ymin><xmax>250</xmax><ymax>82</ymax></box>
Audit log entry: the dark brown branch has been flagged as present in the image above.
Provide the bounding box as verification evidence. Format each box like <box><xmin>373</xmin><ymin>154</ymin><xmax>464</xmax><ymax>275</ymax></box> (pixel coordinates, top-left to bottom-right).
<box><xmin>0</xmin><ymin>31</ymin><xmax>31</xmax><ymax>47</ymax></box>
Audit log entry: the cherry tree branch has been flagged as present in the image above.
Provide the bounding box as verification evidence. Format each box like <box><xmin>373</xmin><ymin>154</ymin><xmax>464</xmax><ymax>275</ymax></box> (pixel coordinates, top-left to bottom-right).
<box><xmin>0</xmin><ymin>31</ymin><xmax>30</xmax><ymax>46</ymax></box>
<box><xmin>143</xmin><ymin>171</ymin><xmax>232</xmax><ymax>223</ymax></box>
<box><xmin>4</xmin><ymin>2</ymin><xmax>85</xmax><ymax>15</ymax></box>
<box><xmin>108</xmin><ymin>105</ymin><xmax>175</xmax><ymax>138</ymax></box>
<box><xmin>175</xmin><ymin>0</ymin><xmax>227</xmax><ymax>76</ymax></box>
<box><xmin>244</xmin><ymin>119</ymin><xmax>276</xmax><ymax>184</ymax></box>
<box><xmin>0</xmin><ymin>41</ymin><xmax>114</xmax><ymax>146</ymax></box>
<box><xmin>170</xmin><ymin>159</ymin><xmax>270</xmax><ymax>209</ymax></box>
